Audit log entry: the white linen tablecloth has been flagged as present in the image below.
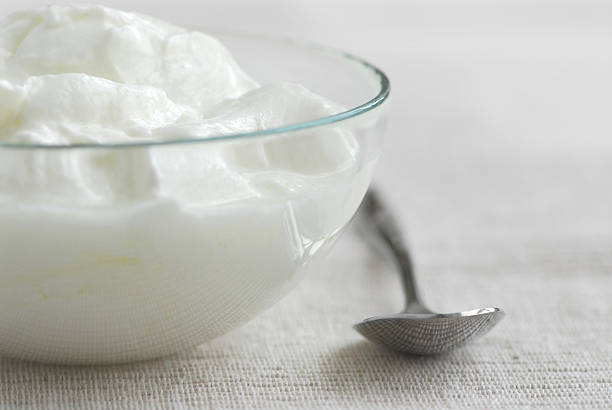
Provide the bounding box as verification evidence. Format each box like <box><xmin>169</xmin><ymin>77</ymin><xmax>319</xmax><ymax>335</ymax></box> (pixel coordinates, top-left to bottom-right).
<box><xmin>0</xmin><ymin>0</ymin><xmax>611</xmax><ymax>408</ymax></box>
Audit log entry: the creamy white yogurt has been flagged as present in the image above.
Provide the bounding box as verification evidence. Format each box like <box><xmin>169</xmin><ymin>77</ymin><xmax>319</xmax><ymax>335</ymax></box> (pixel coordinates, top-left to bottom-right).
<box><xmin>0</xmin><ymin>5</ymin><xmax>374</xmax><ymax>363</ymax></box>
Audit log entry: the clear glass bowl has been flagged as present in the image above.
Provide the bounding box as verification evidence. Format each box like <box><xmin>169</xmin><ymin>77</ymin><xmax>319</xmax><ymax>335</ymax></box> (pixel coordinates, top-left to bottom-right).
<box><xmin>0</xmin><ymin>30</ymin><xmax>390</xmax><ymax>364</ymax></box>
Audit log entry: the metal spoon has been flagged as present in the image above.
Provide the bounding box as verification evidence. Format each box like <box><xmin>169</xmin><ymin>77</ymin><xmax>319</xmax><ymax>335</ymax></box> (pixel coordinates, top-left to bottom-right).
<box><xmin>354</xmin><ymin>189</ymin><xmax>505</xmax><ymax>354</ymax></box>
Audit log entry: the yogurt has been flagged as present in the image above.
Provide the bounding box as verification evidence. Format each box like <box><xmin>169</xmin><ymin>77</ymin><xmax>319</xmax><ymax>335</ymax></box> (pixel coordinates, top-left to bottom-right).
<box><xmin>0</xmin><ymin>5</ymin><xmax>375</xmax><ymax>363</ymax></box>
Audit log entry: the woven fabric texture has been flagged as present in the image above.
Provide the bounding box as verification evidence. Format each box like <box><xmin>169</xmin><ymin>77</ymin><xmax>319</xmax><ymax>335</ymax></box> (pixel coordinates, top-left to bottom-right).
<box><xmin>0</xmin><ymin>154</ymin><xmax>610</xmax><ymax>408</ymax></box>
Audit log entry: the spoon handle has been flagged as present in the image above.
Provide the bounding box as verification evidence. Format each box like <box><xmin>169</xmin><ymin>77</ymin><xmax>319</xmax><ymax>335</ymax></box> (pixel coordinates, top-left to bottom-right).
<box><xmin>360</xmin><ymin>189</ymin><xmax>422</xmax><ymax>309</ymax></box>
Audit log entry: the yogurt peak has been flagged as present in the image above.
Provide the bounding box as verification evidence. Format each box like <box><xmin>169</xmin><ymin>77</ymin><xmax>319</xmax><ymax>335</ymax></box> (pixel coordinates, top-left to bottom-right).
<box><xmin>0</xmin><ymin>5</ymin><xmax>357</xmax><ymax>204</ymax></box>
<box><xmin>0</xmin><ymin>4</ymin><xmax>258</xmax><ymax>143</ymax></box>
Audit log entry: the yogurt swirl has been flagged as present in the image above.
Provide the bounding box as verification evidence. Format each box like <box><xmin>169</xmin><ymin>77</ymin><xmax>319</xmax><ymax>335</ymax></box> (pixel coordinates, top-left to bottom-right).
<box><xmin>0</xmin><ymin>5</ymin><xmax>357</xmax><ymax>204</ymax></box>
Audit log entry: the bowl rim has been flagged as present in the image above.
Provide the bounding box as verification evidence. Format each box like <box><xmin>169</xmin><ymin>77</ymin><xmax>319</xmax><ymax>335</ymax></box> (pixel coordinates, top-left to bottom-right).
<box><xmin>0</xmin><ymin>31</ymin><xmax>390</xmax><ymax>150</ymax></box>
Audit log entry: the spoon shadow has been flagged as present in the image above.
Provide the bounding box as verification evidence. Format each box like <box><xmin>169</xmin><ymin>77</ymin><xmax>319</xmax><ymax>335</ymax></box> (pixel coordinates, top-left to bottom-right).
<box><xmin>315</xmin><ymin>339</ymin><xmax>492</xmax><ymax>403</ymax></box>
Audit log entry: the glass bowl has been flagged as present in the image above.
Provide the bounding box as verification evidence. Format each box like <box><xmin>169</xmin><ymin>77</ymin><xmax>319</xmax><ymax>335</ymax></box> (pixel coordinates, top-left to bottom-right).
<box><xmin>0</xmin><ymin>30</ymin><xmax>390</xmax><ymax>364</ymax></box>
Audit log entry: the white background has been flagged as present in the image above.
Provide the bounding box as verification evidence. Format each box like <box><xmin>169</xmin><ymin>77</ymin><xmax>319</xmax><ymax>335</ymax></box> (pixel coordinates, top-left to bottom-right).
<box><xmin>2</xmin><ymin>0</ymin><xmax>611</xmax><ymax>206</ymax></box>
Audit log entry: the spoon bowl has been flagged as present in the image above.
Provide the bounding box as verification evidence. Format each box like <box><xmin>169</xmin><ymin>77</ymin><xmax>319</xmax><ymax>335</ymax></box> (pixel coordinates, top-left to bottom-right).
<box><xmin>355</xmin><ymin>308</ymin><xmax>505</xmax><ymax>355</ymax></box>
